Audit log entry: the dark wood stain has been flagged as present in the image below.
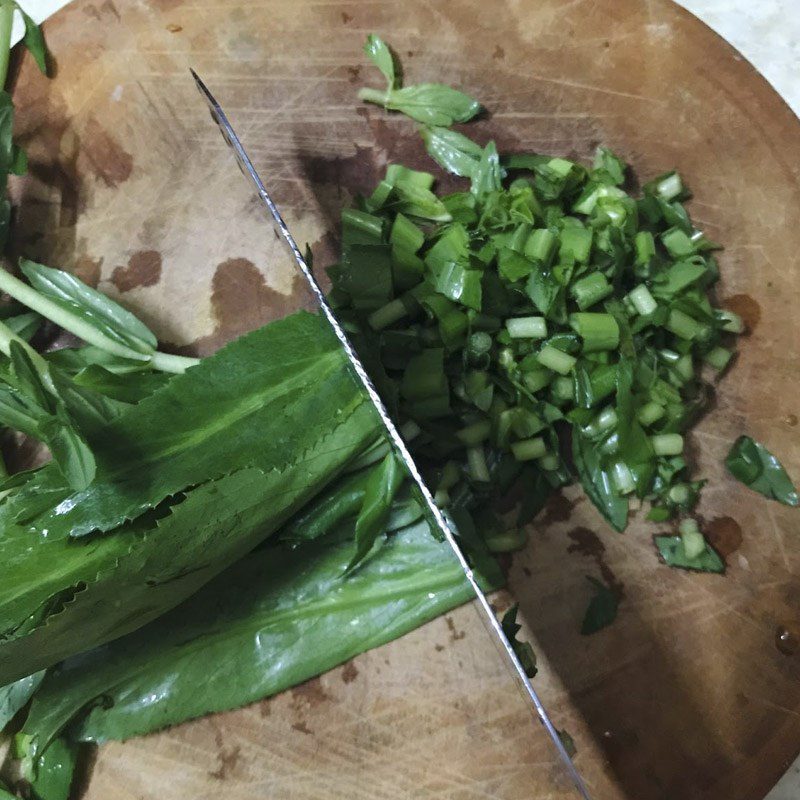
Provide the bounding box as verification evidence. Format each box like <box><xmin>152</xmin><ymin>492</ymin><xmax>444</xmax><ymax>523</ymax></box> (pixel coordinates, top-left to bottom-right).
<box><xmin>80</xmin><ymin>117</ymin><xmax>133</xmax><ymax>188</ymax></box>
<box><xmin>183</xmin><ymin>258</ymin><xmax>313</xmax><ymax>356</ymax></box>
<box><xmin>258</xmin><ymin>699</ymin><xmax>272</xmax><ymax>718</ymax></box>
<box><xmin>784</xmin><ymin>413</ymin><xmax>798</xmax><ymax>427</ymax></box>
<box><xmin>492</xmin><ymin>45</ymin><xmax>505</xmax><ymax>60</ymax></box>
<box><xmin>567</xmin><ymin>526</ymin><xmax>624</xmax><ymax>598</ymax></box>
<box><xmin>111</xmin><ymin>249</ymin><xmax>162</xmax><ymax>292</ymax></box>
<box><xmin>166</xmin><ymin>23</ymin><xmax>182</xmax><ymax>33</ymax></box>
<box><xmin>722</xmin><ymin>293</ymin><xmax>761</xmax><ymax>332</ymax></box>
<box><xmin>341</xmin><ymin>660</ymin><xmax>359</xmax><ymax>684</ymax></box>
<box><xmin>445</xmin><ymin>615</ymin><xmax>466</xmax><ymax>642</ymax></box>
<box><xmin>71</xmin><ymin>254</ymin><xmax>103</xmax><ymax>288</ymax></box>
<box><xmin>208</xmin><ymin>734</ymin><xmax>240</xmax><ymax>782</ymax></box>
<box><xmin>291</xmin><ymin>721</ymin><xmax>313</xmax><ymax>735</ymax></box>
<box><xmin>705</xmin><ymin>516</ymin><xmax>743</xmax><ymax>558</ymax></box>
<box><xmin>434</xmin><ymin>643</ymin><xmax>444</xmax><ymax>652</ymax></box>
<box><xmin>541</xmin><ymin>491</ymin><xmax>579</xmax><ymax>527</ymax></box>
<box><xmin>340</xmin><ymin>11</ymin><xmax>352</xmax><ymax>23</ymax></box>
<box><xmin>290</xmin><ymin>676</ymin><xmax>331</xmax><ymax>708</ymax></box>
<box><xmin>346</xmin><ymin>64</ymin><xmax>361</xmax><ymax>84</ymax></box>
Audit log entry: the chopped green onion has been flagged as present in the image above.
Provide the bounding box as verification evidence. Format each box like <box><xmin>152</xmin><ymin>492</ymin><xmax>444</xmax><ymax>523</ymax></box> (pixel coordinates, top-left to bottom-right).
<box><xmin>661</xmin><ymin>227</ymin><xmax>694</xmax><ymax>257</ymax></box>
<box><xmin>628</xmin><ymin>284</ymin><xmax>657</xmax><ymax>316</ymax></box>
<box><xmin>637</xmin><ymin>401</ymin><xmax>665</xmax><ymax>426</ymax></box>
<box><xmin>524</xmin><ymin>228</ymin><xmax>557</xmax><ymax>264</ymax></box>
<box><xmin>569</xmin><ymin>312</ymin><xmax>620</xmax><ymax>352</ymax></box>
<box><xmin>538</xmin><ymin>453</ymin><xmax>561</xmax><ymax>471</ymax></box>
<box><xmin>679</xmin><ymin>518</ymin><xmax>706</xmax><ymax>560</ymax></box>
<box><xmin>551</xmin><ymin>376</ymin><xmax>574</xmax><ymax>402</ymax></box>
<box><xmin>434</xmin><ymin>488</ymin><xmax>450</xmax><ymax>507</ymax></box>
<box><xmin>467</xmin><ymin>445</ymin><xmax>490</xmax><ymax>482</ymax></box>
<box><xmin>400</xmin><ymin>419</ymin><xmax>421</xmax><ymax>441</ymax></box>
<box><xmin>704</xmin><ymin>346</ymin><xmax>733</xmax><ymax>371</ymax></box>
<box><xmin>506</xmin><ymin>316</ymin><xmax>547</xmax><ymax>339</ymax></box>
<box><xmin>484</xmin><ymin>527</ymin><xmax>528</xmax><ymax>553</ymax></box>
<box><xmin>571</xmin><ymin>272</ymin><xmax>613</xmax><ymax>310</ymax></box>
<box><xmin>537</xmin><ymin>345</ymin><xmax>576</xmax><ymax>375</ymax></box>
<box><xmin>668</xmin><ymin>484</ymin><xmax>691</xmax><ymax>505</ymax></box>
<box><xmin>521</xmin><ymin>369</ymin><xmax>551</xmax><ymax>394</ymax></box>
<box><xmin>634</xmin><ymin>231</ymin><xmax>656</xmax><ymax>264</ymax></box>
<box><xmin>651</xmin><ymin>171</ymin><xmax>683</xmax><ymax>201</ymax></box>
<box><xmin>456</xmin><ymin>420</ymin><xmax>491</xmax><ymax>446</ymax></box>
<box><xmin>716</xmin><ymin>309</ymin><xmax>744</xmax><ymax>333</ymax></box>
<box><xmin>511</xmin><ymin>436</ymin><xmax>547</xmax><ymax>461</ymax></box>
<box><xmin>651</xmin><ymin>433</ymin><xmax>684</xmax><ymax>456</ymax></box>
<box><xmin>611</xmin><ymin>461</ymin><xmax>635</xmax><ymax>495</ymax></box>
<box><xmin>368</xmin><ymin>298</ymin><xmax>407</xmax><ymax>330</ymax></box>
<box><xmin>666</xmin><ymin>308</ymin><xmax>703</xmax><ymax>340</ymax></box>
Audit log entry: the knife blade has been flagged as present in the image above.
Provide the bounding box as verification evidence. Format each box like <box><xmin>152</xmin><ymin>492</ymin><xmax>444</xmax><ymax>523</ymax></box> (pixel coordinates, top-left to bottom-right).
<box><xmin>190</xmin><ymin>69</ymin><xmax>591</xmax><ymax>800</ymax></box>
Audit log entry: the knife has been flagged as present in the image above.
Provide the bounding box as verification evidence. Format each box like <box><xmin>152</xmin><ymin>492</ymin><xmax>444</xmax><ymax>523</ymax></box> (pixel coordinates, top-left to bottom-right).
<box><xmin>190</xmin><ymin>69</ymin><xmax>592</xmax><ymax>800</ymax></box>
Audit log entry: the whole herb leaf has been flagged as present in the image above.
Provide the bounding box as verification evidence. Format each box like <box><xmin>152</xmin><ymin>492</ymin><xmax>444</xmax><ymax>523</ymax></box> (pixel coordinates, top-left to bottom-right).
<box><xmin>0</xmin><ymin>315</ymin><xmax>383</xmax><ymax>684</ymax></box>
<box><xmin>654</xmin><ymin>534</ymin><xmax>725</xmax><ymax>573</ymax></box>
<box><xmin>363</xmin><ymin>33</ymin><xmax>396</xmax><ymax>89</ymax></box>
<box><xmin>15</xmin><ymin>5</ymin><xmax>48</xmax><ymax>75</ymax></box>
<box><xmin>20</xmin><ymin>313</ymin><xmax>373</xmax><ymax>539</ymax></box>
<box><xmin>347</xmin><ymin>451</ymin><xmax>404</xmax><ymax>572</ymax></box>
<box><xmin>581</xmin><ymin>576</ymin><xmax>618</xmax><ymax>635</ymax></box>
<box><xmin>361</xmin><ymin>83</ymin><xmax>482</xmax><ymax>127</ymax></box>
<box><xmin>20</xmin><ymin>260</ymin><xmax>157</xmax><ymax>355</ymax></box>
<box><xmin>725</xmin><ymin>435</ymin><xmax>799</xmax><ymax>506</ymax></box>
<box><xmin>22</xmin><ymin>519</ymin><xmax>498</xmax><ymax>749</ymax></box>
<box><xmin>500</xmin><ymin>604</ymin><xmax>537</xmax><ymax>678</ymax></box>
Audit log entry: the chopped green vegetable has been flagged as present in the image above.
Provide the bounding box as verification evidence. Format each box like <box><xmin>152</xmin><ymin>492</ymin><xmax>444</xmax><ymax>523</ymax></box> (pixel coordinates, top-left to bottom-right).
<box><xmin>654</xmin><ymin>532</ymin><xmax>725</xmax><ymax>573</ymax></box>
<box><xmin>725</xmin><ymin>436</ymin><xmax>799</xmax><ymax>506</ymax></box>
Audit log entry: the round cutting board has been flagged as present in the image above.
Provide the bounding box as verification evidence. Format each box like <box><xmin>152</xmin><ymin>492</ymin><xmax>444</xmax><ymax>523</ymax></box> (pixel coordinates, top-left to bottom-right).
<box><xmin>9</xmin><ymin>0</ymin><xmax>800</xmax><ymax>797</ymax></box>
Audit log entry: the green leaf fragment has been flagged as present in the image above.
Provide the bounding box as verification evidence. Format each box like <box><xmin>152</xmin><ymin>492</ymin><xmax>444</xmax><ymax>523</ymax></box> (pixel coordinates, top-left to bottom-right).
<box><xmin>725</xmin><ymin>435</ymin><xmax>799</xmax><ymax>506</ymax></box>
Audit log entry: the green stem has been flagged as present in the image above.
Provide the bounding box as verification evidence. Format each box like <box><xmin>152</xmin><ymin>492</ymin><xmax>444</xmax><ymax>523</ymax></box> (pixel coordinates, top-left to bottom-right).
<box><xmin>358</xmin><ymin>86</ymin><xmax>390</xmax><ymax>107</ymax></box>
<box><xmin>0</xmin><ymin>2</ymin><xmax>13</xmax><ymax>92</ymax></box>
<box><xmin>0</xmin><ymin>269</ymin><xmax>200</xmax><ymax>373</ymax></box>
<box><xmin>149</xmin><ymin>350</ymin><xmax>199</xmax><ymax>373</ymax></box>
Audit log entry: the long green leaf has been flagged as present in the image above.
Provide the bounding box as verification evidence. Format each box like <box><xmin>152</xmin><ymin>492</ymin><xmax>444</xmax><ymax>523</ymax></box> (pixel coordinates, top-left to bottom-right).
<box><xmin>23</xmin><ymin>520</ymin><xmax>496</xmax><ymax>750</ymax></box>
<box><xmin>19</xmin><ymin>260</ymin><xmax>157</xmax><ymax>355</ymax></box>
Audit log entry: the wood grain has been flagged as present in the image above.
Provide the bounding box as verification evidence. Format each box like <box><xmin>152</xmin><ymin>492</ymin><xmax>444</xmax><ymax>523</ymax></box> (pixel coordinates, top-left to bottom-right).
<box><xmin>8</xmin><ymin>0</ymin><xmax>800</xmax><ymax>797</ymax></box>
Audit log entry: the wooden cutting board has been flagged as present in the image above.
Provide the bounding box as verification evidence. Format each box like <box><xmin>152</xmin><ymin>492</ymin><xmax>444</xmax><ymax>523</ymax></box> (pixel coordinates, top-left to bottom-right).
<box><xmin>8</xmin><ymin>0</ymin><xmax>800</xmax><ymax>797</ymax></box>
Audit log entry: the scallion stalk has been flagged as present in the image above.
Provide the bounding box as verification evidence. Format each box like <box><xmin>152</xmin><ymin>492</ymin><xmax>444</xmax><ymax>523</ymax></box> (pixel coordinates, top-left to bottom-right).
<box><xmin>651</xmin><ymin>433</ymin><xmax>684</xmax><ymax>456</ymax></box>
<box><xmin>628</xmin><ymin>284</ymin><xmax>657</xmax><ymax>316</ymax></box>
<box><xmin>570</xmin><ymin>272</ymin><xmax>613</xmax><ymax>310</ymax></box>
<box><xmin>467</xmin><ymin>445</ymin><xmax>490</xmax><ymax>482</ymax></box>
<box><xmin>666</xmin><ymin>308</ymin><xmax>702</xmax><ymax>340</ymax></box>
<box><xmin>569</xmin><ymin>312</ymin><xmax>620</xmax><ymax>352</ymax></box>
<box><xmin>368</xmin><ymin>298</ymin><xmax>407</xmax><ymax>330</ymax></box>
<box><xmin>637</xmin><ymin>401</ymin><xmax>665</xmax><ymax>426</ymax></box>
<box><xmin>611</xmin><ymin>461</ymin><xmax>635</xmax><ymax>495</ymax></box>
<box><xmin>506</xmin><ymin>316</ymin><xmax>547</xmax><ymax>339</ymax></box>
<box><xmin>510</xmin><ymin>436</ymin><xmax>547</xmax><ymax>462</ymax></box>
<box><xmin>456</xmin><ymin>420</ymin><xmax>491</xmax><ymax>446</ymax></box>
<box><xmin>537</xmin><ymin>345</ymin><xmax>576</xmax><ymax>375</ymax></box>
<box><xmin>704</xmin><ymin>346</ymin><xmax>732</xmax><ymax>371</ymax></box>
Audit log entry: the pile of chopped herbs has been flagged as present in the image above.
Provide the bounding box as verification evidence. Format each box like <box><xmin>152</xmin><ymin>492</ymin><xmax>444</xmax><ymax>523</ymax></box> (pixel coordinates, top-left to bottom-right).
<box><xmin>329</xmin><ymin>34</ymin><xmax>798</xmax><ymax>577</ymax></box>
<box><xmin>0</xmin><ymin>26</ymin><xmax>794</xmax><ymax>800</ymax></box>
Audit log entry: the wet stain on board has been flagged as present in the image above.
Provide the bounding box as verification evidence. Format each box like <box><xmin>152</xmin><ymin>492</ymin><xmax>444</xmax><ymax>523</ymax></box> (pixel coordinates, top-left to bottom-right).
<box><xmin>290</xmin><ymin>676</ymin><xmax>331</xmax><ymax>709</ymax></box>
<box><xmin>111</xmin><ymin>249</ymin><xmax>162</xmax><ymax>292</ymax></box>
<box><xmin>704</xmin><ymin>516</ymin><xmax>743</xmax><ymax>559</ymax></box>
<box><xmin>184</xmin><ymin>257</ymin><xmax>313</xmax><ymax>356</ymax></box>
<box><xmin>567</xmin><ymin>526</ymin><xmax>624</xmax><ymax>598</ymax></box>
<box><xmin>341</xmin><ymin>660</ymin><xmax>359</xmax><ymax>684</ymax></box>
<box><xmin>722</xmin><ymin>293</ymin><xmax>761</xmax><ymax>332</ymax></box>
